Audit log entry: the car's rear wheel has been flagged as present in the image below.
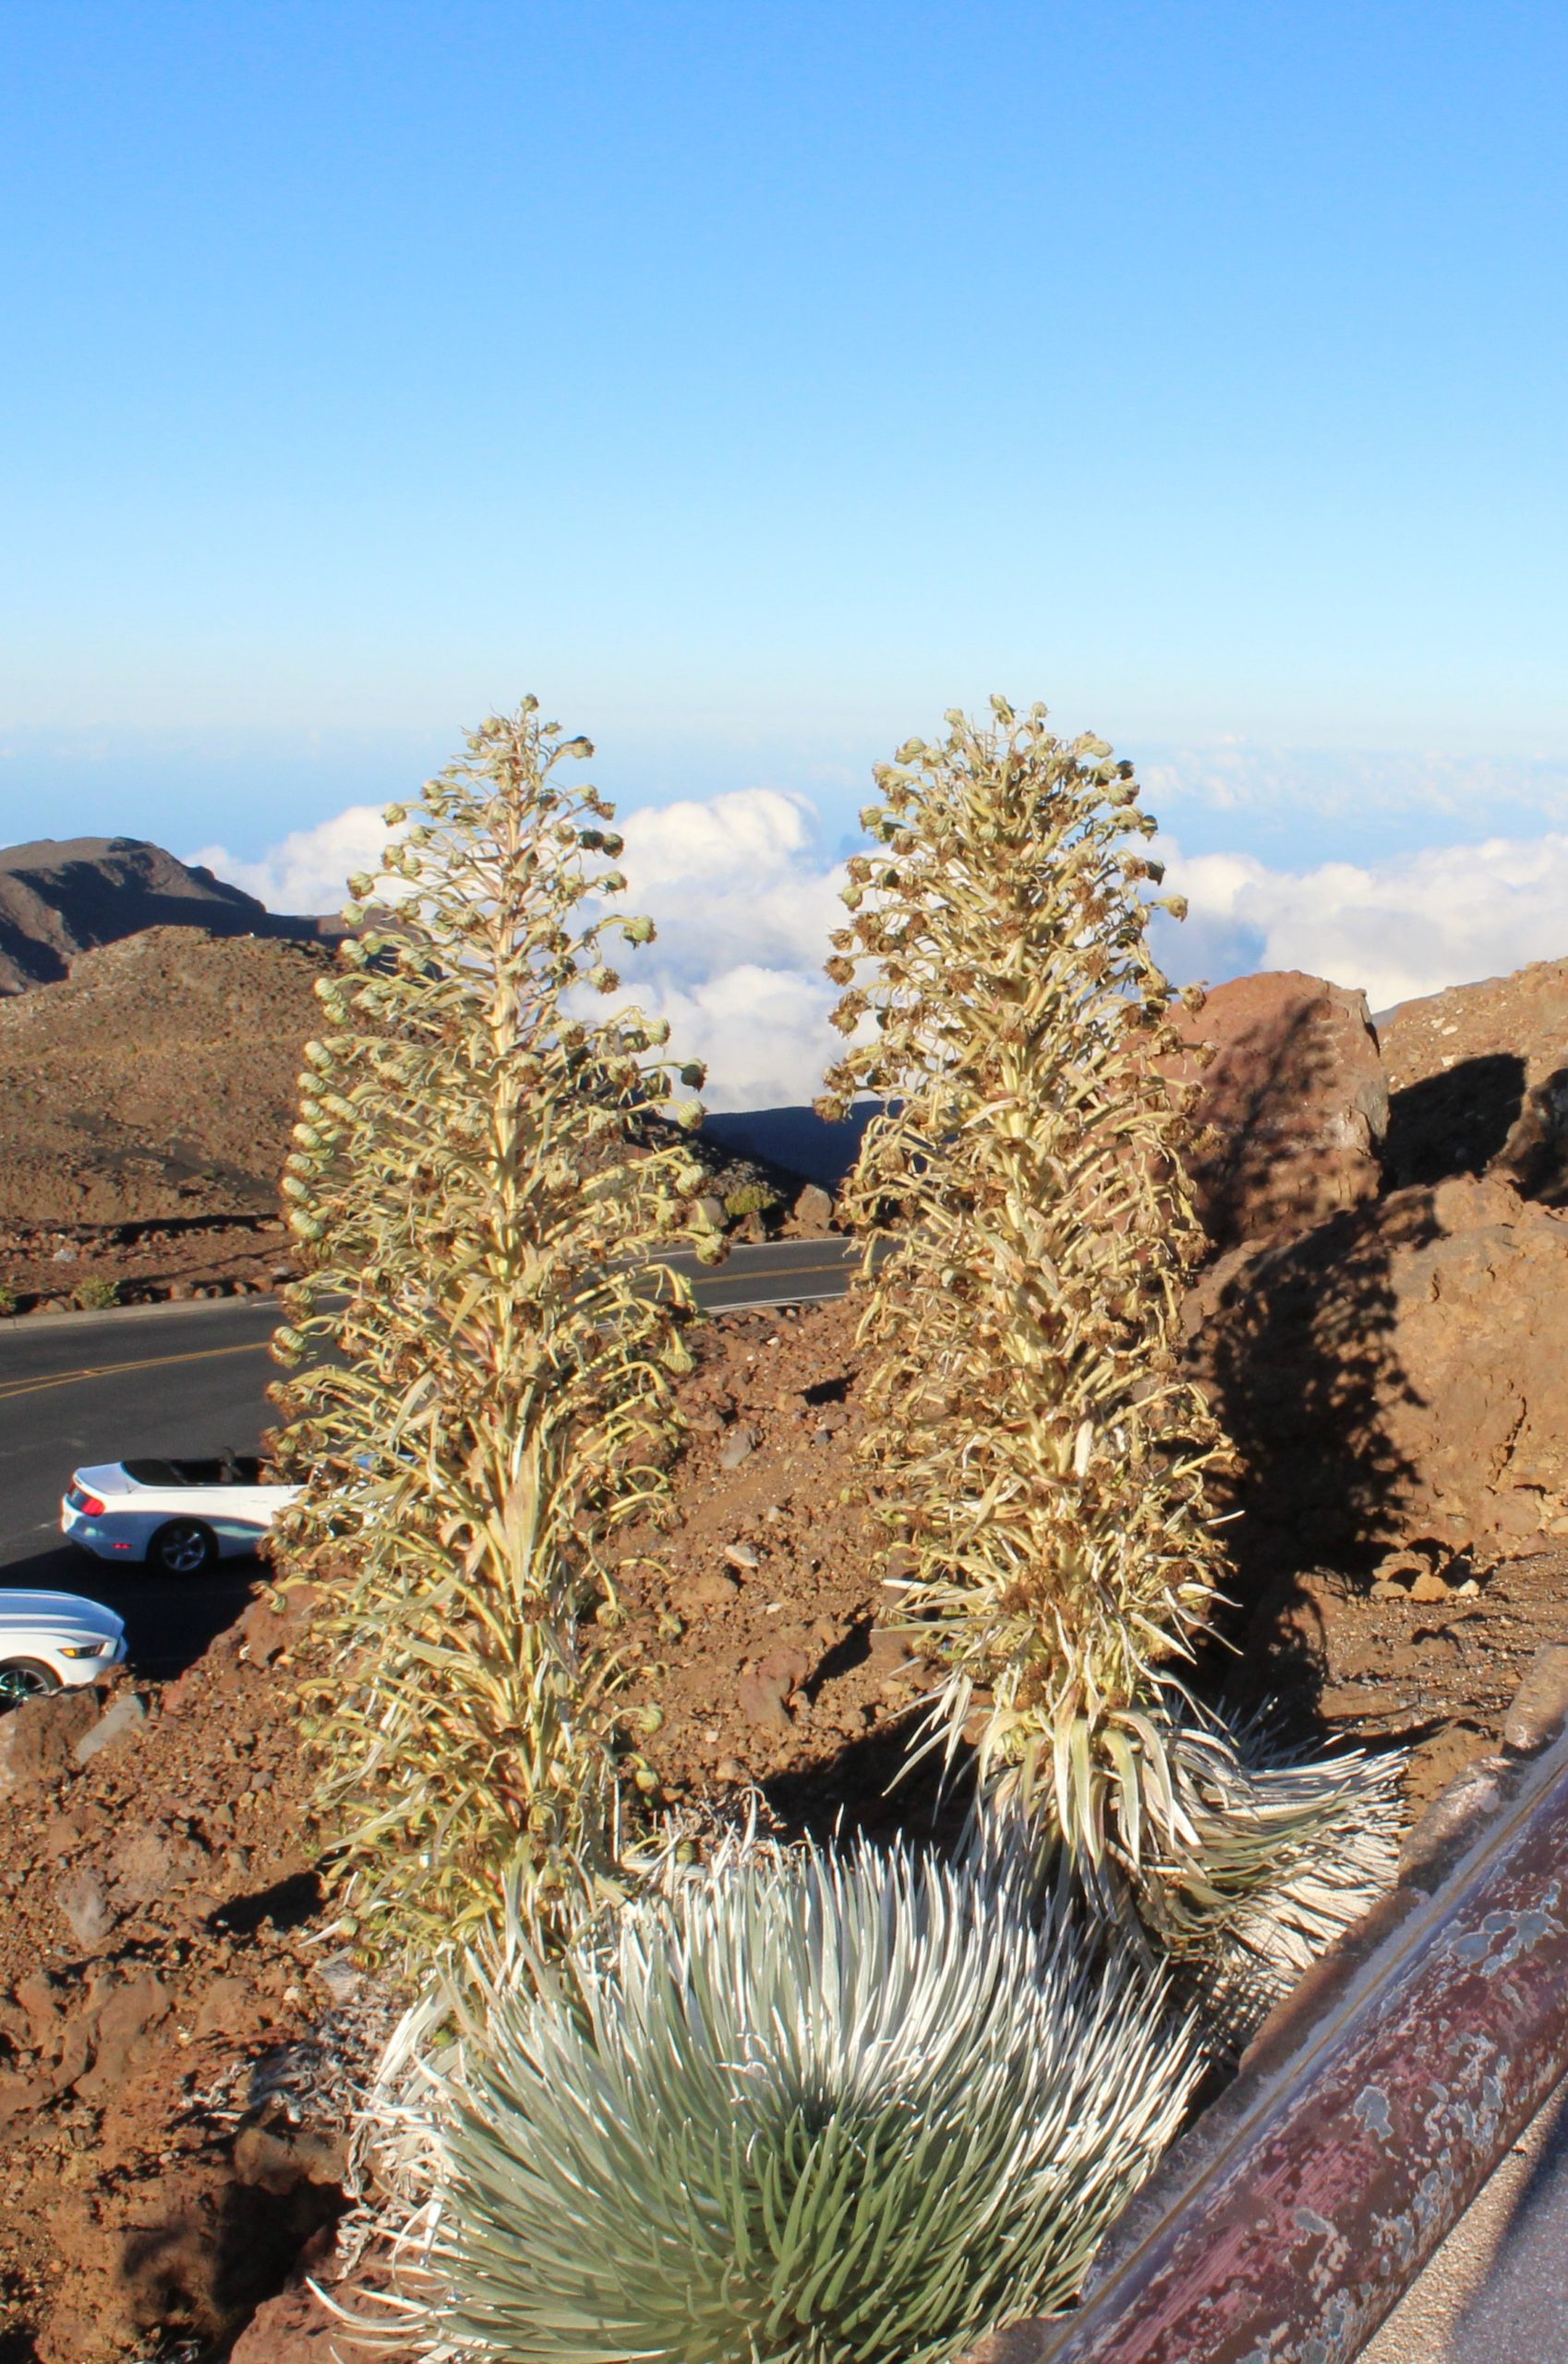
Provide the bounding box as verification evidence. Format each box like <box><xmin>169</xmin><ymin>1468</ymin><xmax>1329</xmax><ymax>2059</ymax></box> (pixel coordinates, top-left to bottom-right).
<box><xmin>0</xmin><ymin>1658</ymin><xmax>61</xmax><ymax>1707</ymax></box>
<box><xmin>150</xmin><ymin>1519</ymin><xmax>218</xmax><ymax>1575</ymax></box>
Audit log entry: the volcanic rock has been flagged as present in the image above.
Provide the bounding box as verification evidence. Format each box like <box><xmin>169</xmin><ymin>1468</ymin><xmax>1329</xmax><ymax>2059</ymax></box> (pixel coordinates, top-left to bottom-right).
<box><xmin>0</xmin><ymin>2068</ymin><xmax>56</xmax><ymax>2128</ymax></box>
<box><xmin>677</xmin><ymin>1570</ymin><xmax>740</xmax><ymax>1610</ymax></box>
<box><xmin>1171</xmin><ymin>971</ymin><xmax>1389</xmax><ymax>1248</ymax></box>
<box><xmin>194</xmin><ymin>1975</ymin><xmax>257</xmax><ymax>2038</ymax></box>
<box><xmin>75</xmin><ymin>1972</ymin><xmax>171</xmax><ymax>2101</ymax></box>
<box><xmin>74</xmin><ymin>1692</ymin><xmax>148</xmax><ymax>1766</ymax></box>
<box><xmin>226</xmin><ymin>2235</ymin><xmax>416</xmax><ymax>2364</ymax></box>
<box><xmin>790</xmin><ymin>1182</ymin><xmax>836</xmax><ymax>1235</ymax></box>
<box><xmin>235</xmin><ymin>2116</ymin><xmax>348</xmax><ymax>2197</ymax></box>
<box><xmin>108</xmin><ymin>1823</ymin><xmax>206</xmax><ymax>1903</ymax></box>
<box><xmin>1406</xmin><ymin>1569</ymin><xmax>1452</xmax><ymax>1603</ymax></box>
<box><xmin>0</xmin><ymin>1688</ymin><xmax>101</xmax><ymax>1801</ymax></box>
<box><xmin>1381</xmin><ymin>956</ymin><xmax>1568</xmax><ymax>1201</ymax></box>
<box><xmin>55</xmin><ymin>1866</ymin><xmax>118</xmax><ymax>1948</ymax></box>
<box><xmin>738</xmin><ymin>1644</ymin><xmax>812</xmax><ymax>1731</ymax></box>
<box><xmin>1187</xmin><ymin>1172</ymin><xmax>1568</xmax><ymax>1574</ymax></box>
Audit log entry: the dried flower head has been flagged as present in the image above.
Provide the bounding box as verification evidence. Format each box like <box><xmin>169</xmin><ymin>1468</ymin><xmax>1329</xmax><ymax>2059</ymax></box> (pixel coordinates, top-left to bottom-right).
<box><xmin>825</xmin><ymin>701</ymin><xmax>1398</xmax><ymax>1968</ymax></box>
<box><xmin>271</xmin><ymin>702</ymin><xmax>706</xmax><ymax>1968</ymax></box>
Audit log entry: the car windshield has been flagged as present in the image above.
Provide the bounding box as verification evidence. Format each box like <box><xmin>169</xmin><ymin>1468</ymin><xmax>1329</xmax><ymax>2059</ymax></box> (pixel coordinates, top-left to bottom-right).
<box><xmin>123</xmin><ymin>1456</ymin><xmax>268</xmax><ymax>1487</ymax></box>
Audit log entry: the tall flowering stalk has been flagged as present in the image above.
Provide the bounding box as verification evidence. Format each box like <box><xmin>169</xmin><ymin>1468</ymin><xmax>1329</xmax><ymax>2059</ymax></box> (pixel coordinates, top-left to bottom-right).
<box><xmin>823</xmin><ymin>700</ymin><xmax>1396</xmax><ymax>1987</ymax></box>
<box><xmin>271</xmin><ymin>703</ymin><xmax>709</xmax><ymax>1968</ymax></box>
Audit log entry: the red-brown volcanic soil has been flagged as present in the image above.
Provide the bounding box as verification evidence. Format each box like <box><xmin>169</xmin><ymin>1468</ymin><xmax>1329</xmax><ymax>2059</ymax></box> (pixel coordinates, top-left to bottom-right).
<box><xmin>7</xmin><ymin>1287</ymin><xmax>1568</xmax><ymax>2358</ymax></box>
<box><xmin>6</xmin><ymin>950</ymin><xmax>1568</xmax><ymax>2355</ymax></box>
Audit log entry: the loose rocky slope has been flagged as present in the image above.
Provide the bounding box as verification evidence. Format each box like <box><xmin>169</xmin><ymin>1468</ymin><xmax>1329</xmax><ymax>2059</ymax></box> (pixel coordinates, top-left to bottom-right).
<box><xmin>0</xmin><ymin>1584</ymin><xmax>344</xmax><ymax>2363</ymax></box>
<box><xmin>12</xmin><ymin>1277</ymin><xmax>1568</xmax><ymax>2359</ymax></box>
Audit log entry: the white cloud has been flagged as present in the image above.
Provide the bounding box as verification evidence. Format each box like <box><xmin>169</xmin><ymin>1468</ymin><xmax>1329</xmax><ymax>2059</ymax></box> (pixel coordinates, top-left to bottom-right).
<box><xmin>191</xmin><ymin>786</ymin><xmax>850</xmax><ymax>1110</ymax></box>
<box><xmin>612</xmin><ymin>965</ymin><xmax>842</xmax><ymax>1114</ymax></box>
<box><xmin>613</xmin><ymin>789</ymin><xmax>849</xmax><ymax>986</ymax></box>
<box><xmin>601</xmin><ymin>789</ymin><xmax>848</xmax><ymax>1107</ymax></box>
<box><xmin>1155</xmin><ymin>828</ymin><xmax>1568</xmax><ymax>1010</ymax></box>
<box><xmin>188</xmin><ymin>805</ymin><xmax>392</xmax><ymax>915</ymax></box>
<box><xmin>198</xmin><ymin>784</ymin><xmax>1568</xmax><ymax>1105</ymax></box>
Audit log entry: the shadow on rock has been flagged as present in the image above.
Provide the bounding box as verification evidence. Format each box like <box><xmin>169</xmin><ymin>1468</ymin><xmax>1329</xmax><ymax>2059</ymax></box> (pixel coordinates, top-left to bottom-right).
<box><xmin>1385</xmin><ymin>1051</ymin><xmax>1527</xmax><ymax>1188</ymax></box>
<box><xmin>1495</xmin><ymin>1063</ymin><xmax>1568</xmax><ymax>1206</ymax></box>
<box><xmin>1385</xmin><ymin>1050</ymin><xmax>1568</xmax><ymax>1207</ymax></box>
<box><xmin>1187</xmin><ymin>1189</ymin><xmax>1441</xmax><ymax>1717</ymax></box>
<box><xmin>1176</xmin><ymin>973</ymin><xmax>1387</xmax><ymax>1251</ymax></box>
<box><xmin>210</xmin><ymin>1867</ymin><xmax>323</xmax><ymax>1937</ymax></box>
<box><xmin>120</xmin><ymin>2175</ymin><xmax>345</xmax><ymax>2355</ymax></box>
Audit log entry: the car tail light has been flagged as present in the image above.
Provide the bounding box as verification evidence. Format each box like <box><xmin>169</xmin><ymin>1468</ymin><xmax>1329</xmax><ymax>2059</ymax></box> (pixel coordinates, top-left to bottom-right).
<box><xmin>78</xmin><ymin>1492</ymin><xmax>105</xmax><ymax>1517</ymax></box>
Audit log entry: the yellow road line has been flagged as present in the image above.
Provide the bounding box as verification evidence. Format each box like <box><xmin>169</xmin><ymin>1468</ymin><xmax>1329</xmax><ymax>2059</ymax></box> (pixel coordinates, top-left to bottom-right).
<box><xmin>0</xmin><ymin>1252</ymin><xmax>862</xmax><ymax>1405</ymax></box>
<box><xmin>0</xmin><ymin>1338</ymin><xmax>272</xmax><ymax>1404</ymax></box>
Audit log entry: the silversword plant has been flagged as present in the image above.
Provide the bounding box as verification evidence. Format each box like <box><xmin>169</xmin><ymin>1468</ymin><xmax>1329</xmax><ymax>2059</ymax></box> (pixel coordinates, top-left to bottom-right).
<box><xmin>271</xmin><ymin>701</ymin><xmax>710</xmax><ymax>1967</ymax></box>
<box><xmin>822</xmin><ymin>699</ymin><xmax>1397</xmax><ymax>1986</ymax></box>
<box><xmin>417</xmin><ymin>1837</ymin><xmax>1199</xmax><ymax>2364</ymax></box>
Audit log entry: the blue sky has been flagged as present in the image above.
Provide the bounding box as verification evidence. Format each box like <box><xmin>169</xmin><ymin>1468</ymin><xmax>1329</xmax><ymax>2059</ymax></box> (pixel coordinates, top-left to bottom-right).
<box><xmin>3</xmin><ymin>0</ymin><xmax>1567</xmax><ymax>882</ymax></box>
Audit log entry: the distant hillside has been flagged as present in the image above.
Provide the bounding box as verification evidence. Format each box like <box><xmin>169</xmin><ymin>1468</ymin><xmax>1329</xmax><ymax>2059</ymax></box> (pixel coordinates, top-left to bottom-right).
<box><xmin>0</xmin><ymin>919</ymin><xmax>819</xmax><ymax>1252</ymax></box>
<box><xmin>0</xmin><ymin>925</ymin><xmax>334</xmax><ymax>1224</ymax></box>
<box><xmin>0</xmin><ymin>836</ymin><xmax>332</xmax><ymax>994</ymax></box>
<box><xmin>700</xmin><ymin>1103</ymin><xmax>877</xmax><ymax>1190</ymax></box>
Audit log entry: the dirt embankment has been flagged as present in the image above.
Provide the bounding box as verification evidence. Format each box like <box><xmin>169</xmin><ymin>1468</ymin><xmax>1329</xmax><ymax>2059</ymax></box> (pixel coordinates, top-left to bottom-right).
<box><xmin>0</xmin><ymin>1583</ymin><xmax>343</xmax><ymax>2363</ymax></box>
<box><xmin>11</xmin><ymin>1289</ymin><xmax>1568</xmax><ymax>2359</ymax></box>
<box><xmin>11</xmin><ymin>1236</ymin><xmax>1568</xmax><ymax>2358</ymax></box>
<box><xmin>0</xmin><ymin>924</ymin><xmax>342</xmax><ymax>1308</ymax></box>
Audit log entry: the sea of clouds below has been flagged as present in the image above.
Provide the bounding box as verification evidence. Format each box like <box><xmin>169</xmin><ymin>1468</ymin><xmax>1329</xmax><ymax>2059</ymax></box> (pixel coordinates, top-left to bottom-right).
<box><xmin>192</xmin><ymin>790</ymin><xmax>1568</xmax><ymax>1112</ymax></box>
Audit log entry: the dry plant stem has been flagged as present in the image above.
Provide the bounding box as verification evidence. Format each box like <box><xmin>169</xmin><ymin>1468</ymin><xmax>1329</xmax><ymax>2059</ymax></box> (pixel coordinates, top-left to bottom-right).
<box><xmin>823</xmin><ymin>699</ymin><xmax>1390</xmax><ymax>1958</ymax></box>
<box><xmin>269</xmin><ymin>701</ymin><xmax>712</xmax><ymax>1971</ymax></box>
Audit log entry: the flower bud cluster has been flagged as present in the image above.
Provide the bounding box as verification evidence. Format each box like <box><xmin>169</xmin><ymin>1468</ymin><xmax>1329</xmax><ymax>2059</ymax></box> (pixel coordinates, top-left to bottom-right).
<box><xmin>821</xmin><ymin>700</ymin><xmax>1236</xmax><ymax>1924</ymax></box>
<box><xmin>267</xmin><ymin>697</ymin><xmax>717</xmax><ymax>1968</ymax></box>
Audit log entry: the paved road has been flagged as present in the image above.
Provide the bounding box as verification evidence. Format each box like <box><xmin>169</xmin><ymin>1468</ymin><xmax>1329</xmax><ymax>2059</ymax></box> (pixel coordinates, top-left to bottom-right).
<box><xmin>661</xmin><ymin>1234</ymin><xmax>862</xmax><ymax>1315</ymax></box>
<box><xmin>0</xmin><ymin>1236</ymin><xmax>861</xmax><ymax>1674</ymax></box>
<box><xmin>1362</xmin><ymin>2077</ymin><xmax>1568</xmax><ymax>2361</ymax></box>
<box><xmin>0</xmin><ymin>1296</ymin><xmax>286</xmax><ymax>1671</ymax></box>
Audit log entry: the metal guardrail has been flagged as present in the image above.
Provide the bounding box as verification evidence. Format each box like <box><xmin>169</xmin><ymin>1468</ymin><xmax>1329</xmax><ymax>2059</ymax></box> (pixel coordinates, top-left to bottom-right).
<box><xmin>967</xmin><ymin>1647</ymin><xmax>1568</xmax><ymax>2364</ymax></box>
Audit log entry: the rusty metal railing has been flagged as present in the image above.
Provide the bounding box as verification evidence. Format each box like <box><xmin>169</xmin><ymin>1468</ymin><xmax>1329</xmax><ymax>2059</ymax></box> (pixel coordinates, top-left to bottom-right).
<box><xmin>967</xmin><ymin>1647</ymin><xmax>1568</xmax><ymax>2364</ymax></box>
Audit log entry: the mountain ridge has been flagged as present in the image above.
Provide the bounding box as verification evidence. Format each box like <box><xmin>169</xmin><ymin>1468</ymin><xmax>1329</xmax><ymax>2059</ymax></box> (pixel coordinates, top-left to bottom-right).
<box><xmin>0</xmin><ymin>835</ymin><xmax>335</xmax><ymax>994</ymax></box>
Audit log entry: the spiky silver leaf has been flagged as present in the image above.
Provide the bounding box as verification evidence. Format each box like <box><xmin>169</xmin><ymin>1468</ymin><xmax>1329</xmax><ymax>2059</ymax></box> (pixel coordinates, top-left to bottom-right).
<box><xmin>418</xmin><ymin>1838</ymin><xmax>1199</xmax><ymax>2364</ymax></box>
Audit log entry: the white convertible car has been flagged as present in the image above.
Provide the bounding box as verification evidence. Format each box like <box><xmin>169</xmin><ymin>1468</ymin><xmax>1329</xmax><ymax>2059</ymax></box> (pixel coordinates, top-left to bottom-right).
<box><xmin>0</xmin><ymin>1590</ymin><xmax>127</xmax><ymax>1704</ymax></box>
<box><xmin>61</xmin><ymin>1454</ymin><xmax>301</xmax><ymax>1575</ymax></box>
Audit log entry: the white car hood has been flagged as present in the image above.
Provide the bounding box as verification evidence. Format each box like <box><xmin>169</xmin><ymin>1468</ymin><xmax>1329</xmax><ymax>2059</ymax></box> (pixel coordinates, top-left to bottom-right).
<box><xmin>0</xmin><ymin>1589</ymin><xmax>125</xmax><ymax>1643</ymax></box>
